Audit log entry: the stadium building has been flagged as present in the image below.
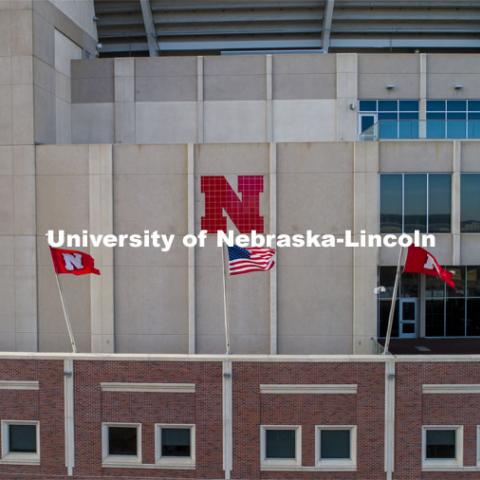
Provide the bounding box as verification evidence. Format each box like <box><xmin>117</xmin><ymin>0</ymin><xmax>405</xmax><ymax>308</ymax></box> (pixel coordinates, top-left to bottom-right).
<box><xmin>0</xmin><ymin>1</ymin><xmax>480</xmax><ymax>479</ymax></box>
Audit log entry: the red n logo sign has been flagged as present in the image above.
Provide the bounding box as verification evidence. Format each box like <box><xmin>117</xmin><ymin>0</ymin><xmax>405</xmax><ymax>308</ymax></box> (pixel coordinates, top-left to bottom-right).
<box><xmin>201</xmin><ymin>176</ymin><xmax>264</xmax><ymax>233</ymax></box>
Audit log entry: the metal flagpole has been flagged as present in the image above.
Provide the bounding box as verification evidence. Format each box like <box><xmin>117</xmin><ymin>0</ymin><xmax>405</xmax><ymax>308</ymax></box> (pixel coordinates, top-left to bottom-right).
<box><xmin>54</xmin><ymin>274</ymin><xmax>78</xmax><ymax>353</ymax></box>
<box><xmin>222</xmin><ymin>244</ymin><xmax>231</xmax><ymax>354</ymax></box>
<box><xmin>383</xmin><ymin>246</ymin><xmax>405</xmax><ymax>355</ymax></box>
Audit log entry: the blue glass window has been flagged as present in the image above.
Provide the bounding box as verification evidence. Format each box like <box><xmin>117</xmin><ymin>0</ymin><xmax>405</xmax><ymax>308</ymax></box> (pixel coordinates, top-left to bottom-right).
<box><xmin>380</xmin><ymin>174</ymin><xmax>451</xmax><ymax>233</ymax></box>
<box><xmin>461</xmin><ymin>174</ymin><xmax>480</xmax><ymax>233</ymax></box>
<box><xmin>378</xmin><ymin>100</ymin><xmax>398</xmax><ymax>111</ymax></box>
<box><xmin>426</xmin><ymin>100</ymin><xmax>480</xmax><ymax>139</ymax></box>
<box><xmin>359</xmin><ymin>100</ymin><xmax>376</xmax><ymax>112</ymax></box>
<box><xmin>399</xmin><ymin>100</ymin><xmax>419</xmax><ymax>111</ymax></box>
<box><xmin>360</xmin><ymin>99</ymin><xmax>419</xmax><ymax>139</ymax></box>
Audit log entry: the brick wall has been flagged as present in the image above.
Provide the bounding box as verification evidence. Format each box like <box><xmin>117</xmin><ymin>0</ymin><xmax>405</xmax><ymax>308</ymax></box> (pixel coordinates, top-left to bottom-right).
<box><xmin>0</xmin><ymin>357</ymin><xmax>479</xmax><ymax>479</ymax></box>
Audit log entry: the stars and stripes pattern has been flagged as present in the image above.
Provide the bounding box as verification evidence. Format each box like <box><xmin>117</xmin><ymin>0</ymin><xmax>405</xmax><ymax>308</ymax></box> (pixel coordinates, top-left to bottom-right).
<box><xmin>227</xmin><ymin>245</ymin><xmax>275</xmax><ymax>276</ymax></box>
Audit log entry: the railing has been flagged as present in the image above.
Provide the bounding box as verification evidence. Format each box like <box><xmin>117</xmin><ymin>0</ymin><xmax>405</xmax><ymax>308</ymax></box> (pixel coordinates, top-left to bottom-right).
<box><xmin>359</xmin><ymin>119</ymin><xmax>480</xmax><ymax>141</ymax></box>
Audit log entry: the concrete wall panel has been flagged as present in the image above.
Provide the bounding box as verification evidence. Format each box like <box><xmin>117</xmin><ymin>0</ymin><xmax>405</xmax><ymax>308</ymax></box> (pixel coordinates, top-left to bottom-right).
<box><xmin>273</xmin><ymin>100</ymin><xmax>336</xmax><ymax>141</ymax></box>
<box><xmin>113</xmin><ymin>144</ymin><xmax>189</xmax><ymax>353</ymax></box>
<box><xmin>204</xmin><ymin>101</ymin><xmax>266</xmax><ymax>143</ymax></box>
<box><xmin>379</xmin><ymin>142</ymin><xmax>453</xmax><ymax>172</ymax></box>
<box><xmin>135</xmin><ymin>101</ymin><xmax>197</xmax><ymax>144</ymax></box>
<box><xmin>71</xmin><ymin>103</ymin><xmax>114</xmax><ymax>143</ymax></box>
<box><xmin>204</xmin><ymin>55</ymin><xmax>265</xmax><ymax>101</ymax></box>
<box><xmin>36</xmin><ymin>145</ymin><xmax>91</xmax><ymax>352</ymax></box>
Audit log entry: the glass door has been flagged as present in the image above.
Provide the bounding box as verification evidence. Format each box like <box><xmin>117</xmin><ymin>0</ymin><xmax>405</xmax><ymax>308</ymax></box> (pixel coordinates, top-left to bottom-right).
<box><xmin>399</xmin><ymin>298</ymin><xmax>417</xmax><ymax>338</ymax></box>
<box><xmin>359</xmin><ymin>113</ymin><xmax>377</xmax><ymax>140</ymax></box>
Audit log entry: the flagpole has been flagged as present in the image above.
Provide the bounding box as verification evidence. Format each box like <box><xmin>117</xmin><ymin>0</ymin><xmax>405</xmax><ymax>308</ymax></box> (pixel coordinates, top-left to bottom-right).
<box><xmin>54</xmin><ymin>274</ymin><xmax>78</xmax><ymax>354</ymax></box>
<box><xmin>383</xmin><ymin>246</ymin><xmax>405</xmax><ymax>355</ymax></box>
<box><xmin>222</xmin><ymin>244</ymin><xmax>231</xmax><ymax>355</ymax></box>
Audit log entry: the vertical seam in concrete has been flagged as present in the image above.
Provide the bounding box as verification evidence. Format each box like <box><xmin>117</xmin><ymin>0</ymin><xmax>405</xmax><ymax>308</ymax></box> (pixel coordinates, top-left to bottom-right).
<box><xmin>452</xmin><ymin>141</ymin><xmax>461</xmax><ymax>265</ymax></box>
<box><xmin>197</xmin><ymin>56</ymin><xmax>204</xmax><ymax>143</ymax></box>
<box><xmin>222</xmin><ymin>361</ymin><xmax>233</xmax><ymax>479</ymax></box>
<box><xmin>266</xmin><ymin>54</ymin><xmax>273</xmax><ymax>142</ymax></box>
<box><xmin>384</xmin><ymin>359</ymin><xmax>395</xmax><ymax>480</ymax></box>
<box><xmin>188</xmin><ymin>144</ymin><xmax>196</xmax><ymax>354</ymax></box>
<box><xmin>419</xmin><ymin>54</ymin><xmax>427</xmax><ymax>139</ymax></box>
<box><xmin>269</xmin><ymin>142</ymin><xmax>277</xmax><ymax>354</ymax></box>
<box><xmin>64</xmin><ymin>359</ymin><xmax>74</xmax><ymax>476</ymax></box>
<box><xmin>89</xmin><ymin>144</ymin><xmax>114</xmax><ymax>353</ymax></box>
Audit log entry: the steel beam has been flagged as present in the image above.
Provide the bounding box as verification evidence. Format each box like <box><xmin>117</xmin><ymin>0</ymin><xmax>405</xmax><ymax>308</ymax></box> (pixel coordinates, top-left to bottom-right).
<box><xmin>321</xmin><ymin>0</ymin><xmax>335</xmax><ymax>53</ymax></box>
<box><xmin>139</xmin><ymin>0</ymin><xmax>159</xmax><ymax>56</ymax></box>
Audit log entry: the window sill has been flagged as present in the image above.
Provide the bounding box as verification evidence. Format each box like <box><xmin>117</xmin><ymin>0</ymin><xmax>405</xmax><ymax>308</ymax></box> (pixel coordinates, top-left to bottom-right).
<box><xmin>261</xmin><ymin>464</ymin><xmax>356</xmax><ymax>472</ymax></box>
<box><xmin>0</xmin><ymin>456</ymin><xmax>40</xmax><ymax>466</ymax></box>
<box><xmin>102</xmin><ymin>462</ymin><xmax>195</xmax><ymax>470</ymax></box>
<box><xmin>422</xmin><ymin>462</ymin><xmax>463</xmax><ymax>471</ymax></box>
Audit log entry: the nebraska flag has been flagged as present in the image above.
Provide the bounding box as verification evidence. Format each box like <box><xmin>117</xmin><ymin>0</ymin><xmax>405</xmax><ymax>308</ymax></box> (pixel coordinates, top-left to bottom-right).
<box><xmin>404</xmin><ymin>245</ymin><xmax>454</xmax><ymax>288</ymax></box>
<box><xmin>49</xmin><ymin>247</ymin><xmax>100</xmax><ymax>276</ymax></box>
<box><xmin>227</xmin><ymin>245</ymin><xmax>275</xmax><ymax>275</ymax></box>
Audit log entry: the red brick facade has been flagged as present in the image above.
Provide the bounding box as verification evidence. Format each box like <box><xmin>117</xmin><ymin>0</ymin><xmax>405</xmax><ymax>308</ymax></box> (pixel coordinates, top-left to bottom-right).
<box><xmin>0</xmin><ymin>356</ymin><xmax>479</xmax><ymax>479</ymax></box>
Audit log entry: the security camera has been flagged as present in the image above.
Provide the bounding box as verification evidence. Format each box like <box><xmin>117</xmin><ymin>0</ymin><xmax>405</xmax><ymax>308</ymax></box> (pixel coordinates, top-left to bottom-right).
<box><xmin>373</xmin><ymin>286</ymin><xmax>386</xmax><ymax>295</ymax></box>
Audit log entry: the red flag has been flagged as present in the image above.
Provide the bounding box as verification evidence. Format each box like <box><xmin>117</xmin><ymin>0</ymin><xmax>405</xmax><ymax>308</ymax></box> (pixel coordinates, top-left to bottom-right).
<box><xmin>404</xmin><ymin>245</ymin><xmax>454</xmax><ymax>288</ymax></box>
<box><xmin>49</xmin><ymin>247</ymin><xmax>100</xmax><ymax>276</ymax></box>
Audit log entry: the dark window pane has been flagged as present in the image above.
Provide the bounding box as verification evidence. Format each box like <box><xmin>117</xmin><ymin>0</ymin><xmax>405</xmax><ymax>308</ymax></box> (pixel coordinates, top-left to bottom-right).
<box><xmin>427</xmin><ymin>120</ymin><xmax>445</xmax><ymax>139</ymax></box>
<box><xmin>320</xmin><ymin>430</ymin><xmax>350</xmax><ymax>459</ymax></box>
<box><xmin>399</xmin><ymin>100</ymin><xmax>419</xmax><ymax>111</ymax></box>
<box><xmin>379</xmin><ymin>267</ymin><xmax>396</xmax><ymax>298</ymax></box>
<box><xmin>446</xmin><ymin>267</ymin><xmax>465</xmax><ymax>297</ymax></box>
<box><xmin>378</xmin><ymin>112</ymin><xmax>398</xmax><ymax>139</ymax></box>
<box><xmin>378</xmin><ymin>100</ymin><xmax>397</xmax><ymax>111</ymax></box>
<box><xmin>467</xmin><ymin>267</ymin><xmax>480</xmax><ymax>297</ymax></box>
<box><xmin>467</xmin><ymin>299</ymin><xmax>480</xmax><ymax>336</ymax></box>
<box><xmin>426</xmin><ymin>275</ymin><xmax>445</xmax><ymax>299</ymax></box>
<box><xmin>426</xmin><ymin>300</ymin><xmax>445</xmax><ymax>336</ymax></box>
<box><xmin>446</xmin><ymin>112</ymin><xmax>466</xmax><ymax>138</ymax></box>
<box><xmin>161</xmin><ymin>428</ymin><xmax>191</xmax><ymax>457</ymax></box>
<box><xmin>427</xmin><ymin>100</ymin><xmax>445</xmax><ymax>111</ymax></box>
<box><xmin>399</xmin><ymin>114</ymin><xmax>419</xmax><ymax>139</ymax></box>
<box><xmin>265</xmin><ymin>430</ymin><xmax>296</xmax><ymax>459</ymax></box>
<box><xmin>461</xmin><ymin>175</ymin><xmax>480</xmax><ymax>232</ymax></box>
<box><xmin>404</xmin><ymin>174</ymin><xmax>427</xmax><ymax>233</ymax></box>
<box><xmin>380</xmin><ymin>175</ymin><xmax>402</xmax><ymax>233</ymax></box>
<box><xmin>379</xmin><ymin>300</ymin><xmax>398</xmax><ymax>338</ymax></box>
<box><xmin>428</xmin><ymin>175</ymin><xmax>451</xmax><ymax>232</ymax></box>
<box><xmin>359</xmin><ymin>100</ymin><xmax>376</xmax><ymax>112</ymax></box>
<box><xmin>360</xmin><ymin>115</ymin><xmax>375</xmax><ymax>134</ymax></box>
<box><xmin>108</xmin><ymin>427</ymin><xmax>137</xmax><ymax>456</ymax></box>
<box><xmin>446</xmin><ymin>298</ymin><xmax>466</xmax><ymax>336</ymax></box>
<box><xmin>447</xmin><ymin>100</ymin><xmax>467</xmax><ymax>111</ymax></box>
<box><xmin>468</xmin><ymin>113</ymin><xmax>480</xmax><ymax>138</ymax></box>
<box><xmin>9</xmin><ymin>425</ymin><xmax>36</xmax><ymax>453</ymax></box>
<box><xmin>401</xmin><ymin>273</ymin><xmax>419</xmax><ymax>297</ymax></box>
<box><xmin>426</xmin><ymin>430</ymin><xmax>456</xmax><ymax>459</ymax></box>
<box><xmin>469</xmin><ymin>101</ymin><xmax>480</xmax><ymax>111</ymax></box>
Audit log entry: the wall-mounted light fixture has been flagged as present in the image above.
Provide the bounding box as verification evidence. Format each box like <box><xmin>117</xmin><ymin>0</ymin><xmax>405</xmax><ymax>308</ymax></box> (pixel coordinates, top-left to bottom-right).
<box><xmin>386</xmin><ymin>84</ymin><xmax>396</xmax><ymax>90</ymax></box>
<box><xmin>454</xmin><ymin>84</ymin><xmax>464</xmax><ymax>90</ymax></box>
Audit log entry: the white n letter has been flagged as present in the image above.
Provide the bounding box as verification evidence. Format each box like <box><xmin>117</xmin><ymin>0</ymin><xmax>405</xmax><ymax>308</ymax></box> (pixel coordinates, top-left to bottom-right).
<box><xmin>62</xmin><ymin>253</ymin><xmax>83</xmax><ymax>271</ymax></box>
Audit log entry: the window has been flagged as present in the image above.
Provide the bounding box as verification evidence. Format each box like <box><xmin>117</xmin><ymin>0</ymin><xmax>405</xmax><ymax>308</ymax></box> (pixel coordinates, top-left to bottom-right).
<box><xmin>102</xmin><ymin>423</ymin><xmax>141</xmax><ymax>465</ymax></box>
<box><xmin>427</xmin><ymin>100</ymin><xmax>480</xmax><ymax>139</ymax></box>
<box><xmin>359</xmin><ymin>100</ymin><xmax>419</xmax><ymax>139</ymax></box>
<box><xmin>380</xmin><ymin>174</ymin><xmax>451</xmax><ymax>233</ymax></box>
<box><xmin>423</xmin><ymin>426</ymin><xmax>463</xmax><ymax>469</ymax></box>
<box><xmin>0</xmin><ymin>421</ymin><xmax>39</xmax><ymax>464</ymax></box>
<box><xmin>155</xmin><ymin>425</ymin><xmax>195</xmax><ymax>467</ymax></box>
<box><xmin>425</xmin><ymin>266</ymin><xmax>480</xmax><ymax>337</ymax></box>
<box><xmin>260</xmin><ymin>426</ymin><xmax>301</xmax><ymax>468</ymax></box>
<box><xmin>461</xmin><ymin>174</ymin><xmax>480</xmax><ymax>233</ymax></box>
<box><xmin>315</xmin><ymin>426</ymin><xmax>356</xmax><ymax>470</ymax></box>
<box><xmin>377</xmin><ymin>267</ymin><xmax>419</xmax><ymax>338</ymax></box>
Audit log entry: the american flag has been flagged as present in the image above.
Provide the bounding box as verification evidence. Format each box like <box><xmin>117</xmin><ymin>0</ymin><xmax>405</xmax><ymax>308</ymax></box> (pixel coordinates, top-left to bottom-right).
<box><xmin>227</xmin><ymin>245</ymin><xmax>275</xmax><ymax>276</ymax></box>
